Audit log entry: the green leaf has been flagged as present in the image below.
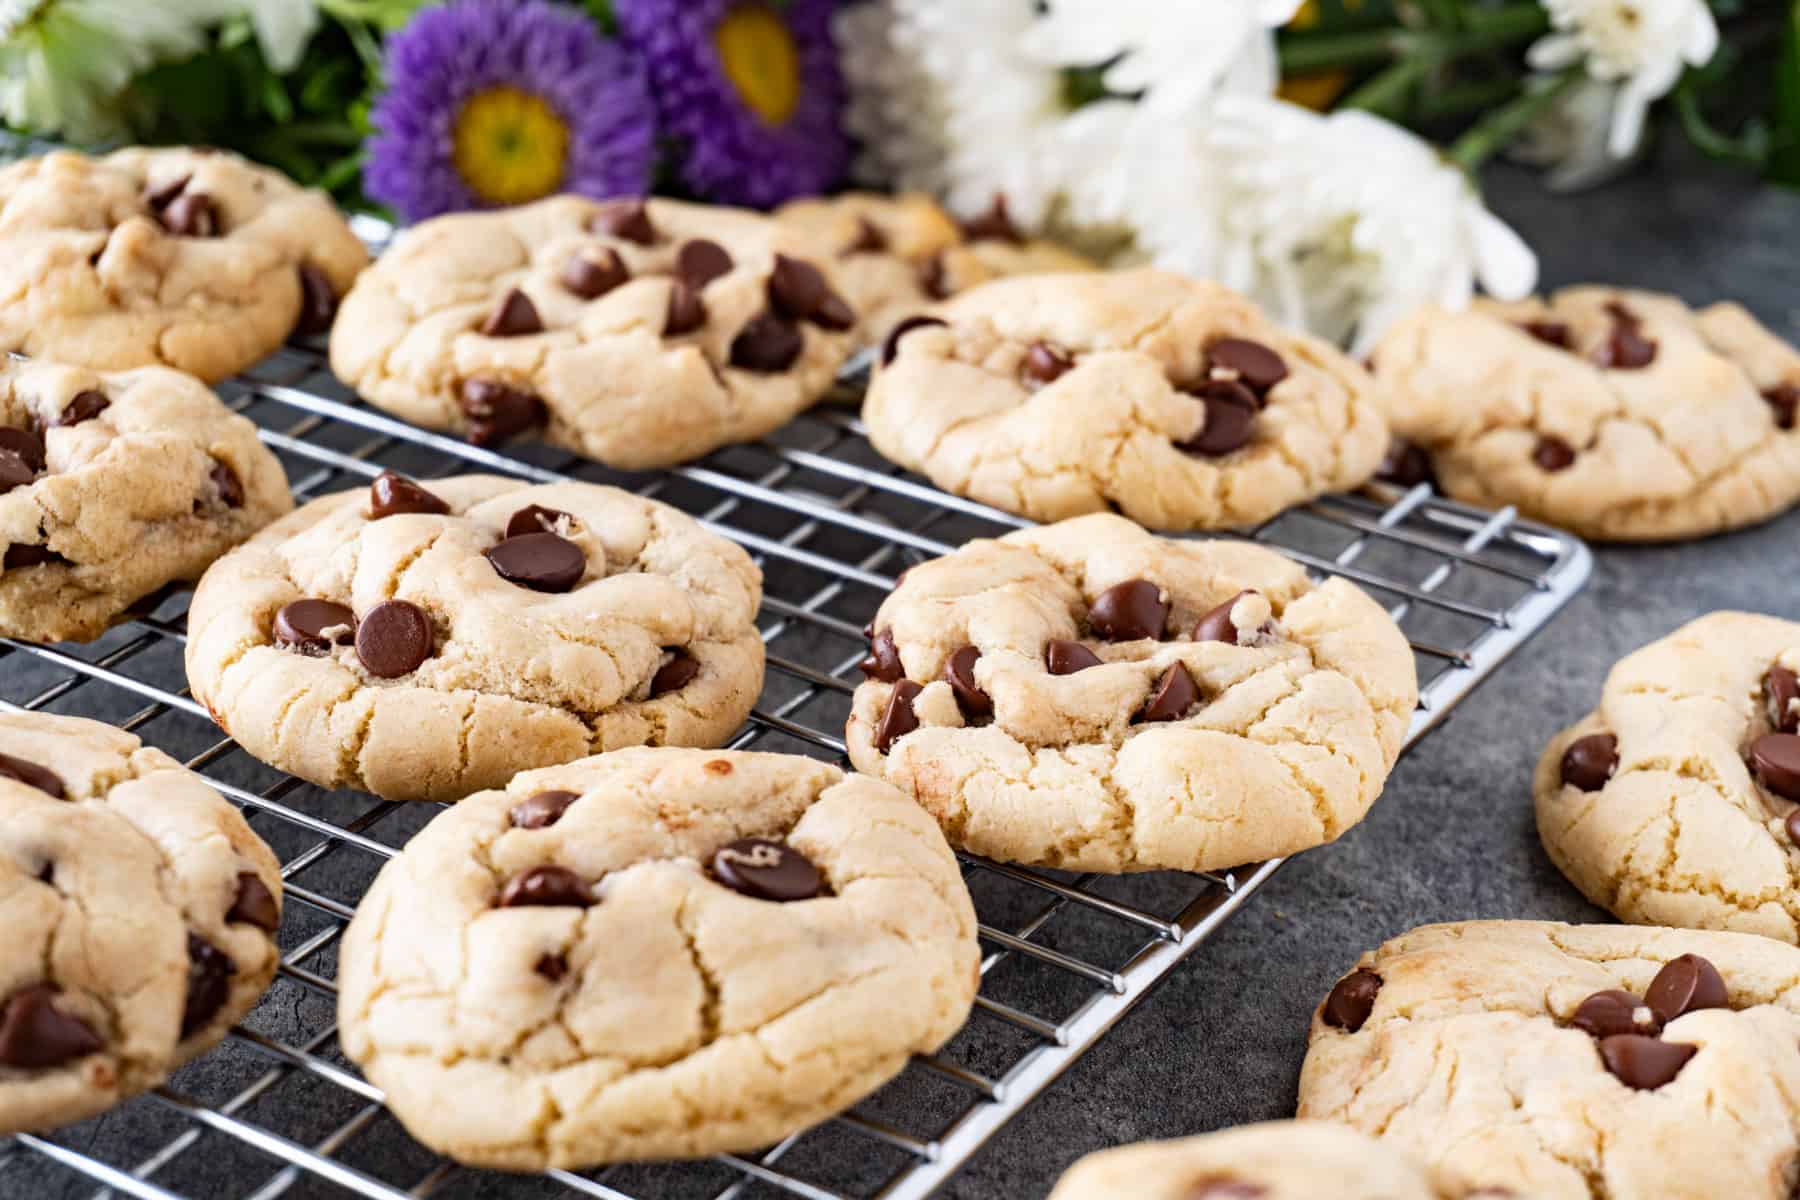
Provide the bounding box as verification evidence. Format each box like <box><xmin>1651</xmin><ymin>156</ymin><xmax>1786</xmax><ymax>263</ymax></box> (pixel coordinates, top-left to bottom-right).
<box><xmin>1771</xmin><ymin>0</ymin><xmax>1800</xmax><ymax>183</ymax></box>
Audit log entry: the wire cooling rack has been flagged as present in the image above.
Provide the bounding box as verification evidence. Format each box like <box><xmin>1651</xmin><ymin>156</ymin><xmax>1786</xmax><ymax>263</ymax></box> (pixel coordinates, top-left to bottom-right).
<box><xmin>0</xmin><ymin>313</ymin><xmax>1591</xmax><ymax>1199</ymax></box>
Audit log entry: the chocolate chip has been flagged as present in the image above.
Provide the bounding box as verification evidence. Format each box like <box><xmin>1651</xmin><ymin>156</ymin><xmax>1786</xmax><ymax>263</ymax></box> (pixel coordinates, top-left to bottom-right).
<box><xmin>1023</xmin><ymin>341</ymin><xmax>1072</xmax><ymax>386</ymax></box>
<box><xmin>1560</xmin><ymin>732</ymin><xmax>1618</xmax><ymax>791</ymax></box>
<box><xmin>55</xmin><ymin>390</ymin><xmax>109</xmax><ymax>427</ymax></box>
<box><xmin>480</xmin><ymin>288</ymin><xmax>543</xmax><ymax>338</ymax></box>
<box><xmin>846</xmin><ymin>217</ymin><xmax>887</xmax><ymax>255</ymax></box>
<box><xmin>664</xmin><ymin>279</ymin><xmax>707</xmax><ymax>336</ymax></box>
<box><xmin>226</xmin><ymin>873</ymin><xmax>279</xmax><ymax>932</ymax></box>
<box><xmin>1322</xmin><ymin>968</ymin><xmax>1381</xmax><ymax>1032</ymax></box>
<box><xmin>1787</xmin><ymin>809</ymin><xmax>1800</xmax><ymax>847</ymax></box>
<box><xmin>0</xmin><ymin>448</ymin><xmax>32</xmax><ymax>495</ymax></box>
<box><xmin>1750</xmin><ymin>733</ymin><xmax>1800</xmax><ymax>801</ymax></box>
<box><xmin>1533</xmin><ymin>435</ymin><xmax>1577</xmax><ymax>472</ymax></box>
<box><xmin>1645</xmin><ymin>954</ymin><xmax>1728</xmax><ymax>1025</ymax></box>
<box><xmin>160</xmin><ymin>191</ymin><xmax>219</xmax><ymax>238</ymax></box>
<box><xmin>497</xmin><ymin>865</ymin><xmax>594</xmax><ymax>908</ymax></box>
<box><xmin>355</xmin><ymin>600</ymin><xmax>433</xmax><ymax>678</ymax></box>
<box><xmin>765</xmin><ymin>254</ymin><xmax>833</xmax><ymax>322</ymax></box>
<box><xmin>812</xmin><ymin>290</ymin><xmax>856</xmax><ymax>332</ymax></box>
<box><xmin>1767</xmin><ymin>665</ymin><xmax>1799</xmax><ymax>734</ymax></box>
<box><xmin>859</xmin><ymin>628</ymin><xmax>904</xmax><ymax>682</ymax></box>
<box><xmin>511</xmin><ymin>789</ymin><xmax>579</xmax><ymax>829</ymax></box>
<box><xmin>485</xmin><ymin>532</ymin><xmax>585</xmax><ymax>593</ymax></box>
<box><xmin>180</xmin><ymin>933</ymin><xmax>236</xmax><ymax>1039</ymax></box>
<box><xmin>879</xmin><ymin>316</ymin><xmax>947</xmax><ymax>367</ymax></box>
<box><xmin>0</xmin><ymin>752</ymin><xmax>64</xmax><ymax>798</ymax></box>
<box><xmin>0</xmin><ymin>985</ymin><xmax>101</xmax><ymax>1068</ymax></box>
<box><xmin>0</xmin><ymin>427</ymin><xmax>45</xmax><ymax>472</ymax></box>
<box><xmin>1520</xmin><ymin>320</ymin><xmax>1573</xmax><ymax>349</ymax></box>
<box><xmin>1570</xmin><ymin>989</ymin><xmax>1654</xmax><ymax>1039</ymax></box>
<box><xmin>144</xmin><ymin>174</ymin><xmax>190</xmax><ymax>212</ymax></box>
<box><xmin>1180</xmin><ymin>382</ymin><xmax>1258</xmax><ymax>456</ymax></box>
<box><xmin>918</xmin><ymin>253</ymin><xmax>950</xmax><ymax>300</ymax></box>
<box><xmin>292</xmin><ymin>264</ymin><xmax>338</xmax><ymax>338</ymax></box>
<box><xmin>561</xmin><ymin>248</ymin><xmax>629</xmax><ymax>299</ymax></box>
<box><xmin>273</xmin><ymin>599</ymin><xmax>355</xmax><ymax>655</ymax></box>
<box><xmin>1598</xmin><ymin>1033</ymin><xmax>1695</xmax><ymax>1089</ymax></box>
<box><xmin>943</xmin><ymin>645</ymin><xmax>992</xmax><ymax>719</ymax></box>
<box><xmin>875</xmin><ymin>679</ymin><xmax>922</xmax><ymax>753</ymax></box>
<box><xmin>1045</xmin><ymin>639</ymin><xmax>1102</xmax><ymax>676</ymax></box>
<box><xmin>959</xmin><ymin>194</ymin><xmax>1022</xmax><ymax>244</ymax></box>
<box><xmin>535</xmin><ymin>954</ymin><xmax>569</xmax><ymax>983</ymax></box>
<box><xmin>650</xmin><ymin>649</ymin><xmax>701</xmax><ymax>697</ymax></box>
<box><xmin>209</xmin><ymin>461</ymin><xmax>243</xmax><ymax>509</ymax></box>
<box><xmin>506</xmin><ymin>504</ymin><xmax>573</xmax><ymax>539</ymax></box>
<box><xmin>1766</xmin><ymin>383</ymin><xmax>1799</xmax><ymax>431</ymax></box>
<box><xmin>729</xmin><ymin>311</ymin><xmax>804</xmax><ymax>372</ymax></box>
<box><xmin>459</xmin><ymin>379</ymin><xmax>546</xmax><ymax>446</ymax></box>
<box><xmin>1186</xmin><ymin>1183</ymin><xmax>1266</xmax><ymax>1200</ymax></box>
<box><xmin>1595</xmin><ymin>305</ymin><xmax>1656</xmax><ymax>369</ymax></box>
<box><xmin>1207</xmin><ymin>337</ymin><xmax>1288</xmax><ymax>396</ymax></box>
<box><xmin>370</xmin><ymin>471</ymin><xmax>450</xmax><ymax>520</ymax></box>
<box><xmin>592</xmin><ymin>198</ymin><xmax>656</xmax><ymax>244</ymax></box>
<box><xmin>1194</xmin><ymin>590</ymin><xmax>1259</xmax><ymax>646</ymax></box>
<box><xmin>1090</xmin><ymin>579</ymin><xmax>1168</xmax><ymax>643</ymax></box>
<box><xmin>3</xmin><ymin>544</ymin><xmax>66</xmax><ymax>569</ymax></box>
<box><xmin>676</xmin><ymin>239</ymin><xmax>734</xmax><ymax>290</ymax></box>
<box><xmin>712</xmin><ymin>837</ymin><xmax>824</xmax><ymax>902</ymax></box>
<box><xmin>1138</xmin><ymin>663</ymin><xmax>1199</xmax><ymax>723</ymax></box>
<box><xmin>1377</xmin><ymin>440</ymin><xmax>1436</xmax><ymax>488</ymax></box>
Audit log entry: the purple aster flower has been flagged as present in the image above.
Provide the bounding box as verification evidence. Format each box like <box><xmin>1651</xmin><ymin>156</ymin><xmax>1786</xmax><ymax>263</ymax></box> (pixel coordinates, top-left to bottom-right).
<box><xmin>614</xmin><ymin>0</ymin><xmax>849</xmax><ymax>209</ymax></box>
<box><xmin>365</xmin><ymin>0</ymin><xmax>656</xmax><ymax>224</ymax></box>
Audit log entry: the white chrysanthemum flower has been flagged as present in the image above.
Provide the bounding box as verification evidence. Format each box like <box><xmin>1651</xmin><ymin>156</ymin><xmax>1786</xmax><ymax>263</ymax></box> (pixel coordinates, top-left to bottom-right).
<box><xmin>0</xmin><ymin>0</ymin><xmax>213</xmax><ymax>140</ymax></box>
<box><xmin>1189</xmin><ymin>96</ymin><xmax>1537</xmax><ymax>353</ymax></box>
<box><xmin>1528</xmin><ymin>0</ymin><xmax>1718</xmax><ymax>155</ymax></box>
<box><xmin>1511</xmin><ymin>75</ymin><xmax>1639</xmax><ymax>191</ymax></box>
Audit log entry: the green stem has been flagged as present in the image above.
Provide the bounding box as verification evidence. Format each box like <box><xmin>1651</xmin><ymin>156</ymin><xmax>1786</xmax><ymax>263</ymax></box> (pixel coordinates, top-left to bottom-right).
<box><xmin>1416</xmin><ymin>77</ymin><xmax>1523</xmax><ymax>120</ymax></box>
<box><xmin>1279</xmin><ymin>3</ymin><xmax>1550</xmax><ymax>75</ymax></box>
<box><xmin>1447</xmin><ymin>67</ymin><xmax>1581</xmax><ymax>171</ymax></box>
<box><xmin>1674</xmin><ymin>85</ymin><xmax>1769</xmax><ymax>165</ymax></box>
<box><xmin>1339</xmin><ymin>54</ymin><xmax>1437</xmax><ymax>117</ymax></box>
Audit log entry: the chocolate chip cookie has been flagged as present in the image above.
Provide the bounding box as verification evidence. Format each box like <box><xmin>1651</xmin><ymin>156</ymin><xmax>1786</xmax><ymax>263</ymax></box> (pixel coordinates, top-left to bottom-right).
<box><xmin>1301</xmin><ymin>920</ymin><xmax>1800</xmax><ymax>1200</ymax></box>
<box><xmin>1373</xmin><ymin>287</ymin><xmax>1800</xmax><ymax>541</ymax></box>
<box><xmin>0</xmin><ymin>360</ymin><xmax>293</xmax><ymax>643</ymax></box>
<box><xmin>329</xmin><ymin>196</ymin><xmax>859</xmax><ymax>470</ymax></box>
<box><xmin>0</xmin><ymin>712</ymin><xmax>283</xmax><ymax>1135</ymax></box>
<box><xmin>862</xmin><ymin>269</ymin><xmax>1390</xmax><ymax>530</ymax></box>
<box><xmin>336</xmin><ymin>747</ymin><xmax>978</xmax><ymax>1169</ymax></box>
<box><xmin>1536</xmin><ymin>611</ymin><xmax>1800</xmax><ymax>941</ymax></box>
<box><xmin>185</xmin><ymin>474</ymin><xmax>764</xmax><ymax>803</ymax></box>
<box><xmin>774</xmin><ymin>191</ymin><xmax>1093</xmax><ymax>348</ymax></box>
<box><xmin>0</xmin><ymin>147</ymin><xmax>368</xmax><ymax>381</ymax></box>
<box><xmin>844</xmin><ymin>513</ymin><xmax>1417</xmax><ymax>872</ymax></box>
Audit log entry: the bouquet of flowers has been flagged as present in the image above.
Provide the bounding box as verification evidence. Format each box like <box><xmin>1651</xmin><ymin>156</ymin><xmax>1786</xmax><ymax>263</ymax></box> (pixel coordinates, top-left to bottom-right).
<box><xmin>0</xmin><ymin>0</ymin><xmax>1788</xmax><ymax>350</ymax></box>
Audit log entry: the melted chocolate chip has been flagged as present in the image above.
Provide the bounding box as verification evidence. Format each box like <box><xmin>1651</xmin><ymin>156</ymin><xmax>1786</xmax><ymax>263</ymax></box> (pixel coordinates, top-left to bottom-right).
<box><xmin>875</xmin><ymin>679</ymin><xmax>923</xmax><ymax>753</ymax></box>
<box><xmin>480</xmin><ymin>289</ymin><xmax>544</xmax><ymax>338</ymax></box>
<box><xmin>511</xmin><ymin>790</ymin><xmax>579</xmax><ymax>829</ymax></box>
<box><xmin>55</xmin><ymin>390</ymin><xmax>109</xmax><ymax>428</ymax></box>
<box><xmin>1322</xmin><ymin>968</ymin><xmax>1381</xmax><ymax>1032</ymax></box>
<box><xmin>712</xmin><ymin>838</ymin><xmax>824</xmax><ymax>902</ymax></box>
<box><xmin>561</xmin><ymin>248</ymin><xmax>629</xmax><ymax>299</ymax></box>
<box><xmin>729</xmin><ymin>311</ymin><xmax>804</xmax><ymax>372</ymax></box>
<box><xmin>767</xmin><ymin>254</ymin><xmax>847</xmax><ymax>327</ymax></box>
<box><xmin>592</xmin><ymin>198</ymin><xmax>657</xmax><ymax>244</ymax></box>
<box><xmin>846</xmin><ymin>217</ymin><xmax>887</xmax><ymax>255</ymax></box>
<box><xmin>1023</xmin><ymin>341</ymin><xmax>1072</xmax><ymax>386</ymax></box>
<box><xmin>209</xmin><ymin>461</ymin><xmax>244</xmax><ymax>509</ymax></box>
<box><xmin>812</xmin><ymin>290</ymin><xmax>856</xmax><ymax>332</ymax></box>
<box><xmin>535</xmin><ymin>954</ymin><xmax>569</xmax><ymax>983</ymax></box>
<box><xmin>0</xmin><ymin>448</ymin><xmax>33</xmax><ymax>495</ymax></box>
<box><xmin>1570</xmin><ymin>989</ymin><xmax>1654</xmax><ymax>1040</ymax></box>
<box><xmin>1751</xmin><ymin>733</ymin><xmax>1800</xmax><ymax>802</ymax></box>
<box><xmin>943</xmin><ymin>645</ymin><xmax>992</xmax><ymax>719</ymax></box>
<box><xmin>1598</xmin><ymin>1033</ymin><xmax>1695</xmax><ymax>1090</ymax></box>
<box><xmin>370</xmin><ymin>471</ymin><xmax>450</xmax><ymax>520</ymax></box>
<box><xmin>497</xmin><ymin>866</ymin><xmax>594</xmax><ymax>908</ymax></box>
<box><xmin>918</xmin><ymin>253</ymin><xmax>950</xmax><ymax>300</ymax></box>
<box><xmin>959</xmin><ymin>194</ymin><xmax>1022</xmax><ymax>244</ymax></box>
<box><xmin>1767</xmin><ymin>665</ymin><xmax>1799</xmax><ymax>734</ymax></box>
<box><xmin>355</xmin><ymin>600</ymin><xmax>433</xmax><ymax>678</ymax></box>
<box><xmin>0</xmin><ymin>752</ymin><xmax>64</xmax><ymax>798</ymax></box>
<box><xmin>1560</xmin><ymin>732</ymin><xmax>1619</xmax><ymax>791</ymax></box>
<box><xmin>3</xmin><ymin>544</ymin><xmax>66</xmax><ymax>569</ymax></box>
<box><xmin>1206</xmin><ymin>337</ymin><xmax>1288</xmax><ymax>397</ymax></box>
<box><xmin>180</xmin><ymin>933</ymin><xmax>236</xmax><ymax>1039</ymax></box>
<box><xmin>1090</xmin><ymin>579</ymin><xmax>1168</xmax><ymax>643</ymax></box>
<box><xmin>664</xmin><ymin>280</ymin><xmax>707</xmax><ymax>336</ymax></box>
<box><xmin>676</xmin><ymin>239</ymin><xmax>734</xmax><ymax>290</ymax></box>
<box><xmin>0</xmin><ymin>984</ymin><xmax>101</xmax><ymax>1068</ymax></box>
<box><xmin>1194</xmin><ymin>591</ymin><xmax>1262</xmax><ymax>646</ymax></box>
<box><xmin>1533</xmin><ymin>435</ymin><xmax>1578</xmax><ymax>472</ymax></box>
<box><xmin>1045</xmin><ymin>639</ymin><xmax>1102</xmax><ymax>676</ymax></box>
<box><xmin>459</xmin><ymin>379</ymin><xmax>546</xmax><ymax>446</ymax></box>
<box><xmin>144</xmin><ymin>174</ymin><xmax>191</xmax><ymax>212</ymax></box>
<box><xmin>1595</xmin><ymin>304</ymin><xmax>1657</xmax><ymax>369</ymax></box>
<box><xmin>859</xmin><ymin>629</ymin><xmax>905</xmax><ymax>682</ymax></box>
<box><xmin>160</xmin><ymin>191</ymin><xmax>220</xmax><ymax>238</ymax></box>
<box><xmin>1766</xmin><ymin>383</ymin><xmax>1799</xmax><ymax>431</ymax></box>
<box><xmin>0</xmin><ymin>427</ymin><xmax>45</xmax><ymax>472</ymax></box>
<box><xmin>1645</xmin><ymin>954</ymin><xmax>1728</xmax><ymax>1025</ymax></box>
<box><xmin>505</xmin><ymin>505</ymin><xmax>574</xmax><ymax>539</ymax></box>
<box><xmin>1138</xmin><ymin>663</ymin><xmax>1199</xmax><ymax>723</ymax></box>
<box><xmin>1520</xmin><ymin>320</ymin><xmax>1573</xmax><ymax>349</ymax></box>
<box><xmin>274</xmin><ymin>599</ymin><xmax>355</xmax><ymax>655</ymax></box>
<box><xmin>1376</xmin><ymin>440</ymin><xmax>1436</xmax><ymax>488</ymax></box>
<box><xmin>226</xmin><ymin>873</ymin><xmax>279</xmax><ymax>932</ymax></box>
<box><xmin>1179</xmin><ymin>381</ymin><xmax>1258</xmax><ymax>456</ymax></box>
<box><xmin>1787</xmin><ymin>809</ymin><xmax>1800</xmax><ymax>847</ymax></box>
<box><xmin>292</xmin><ymin>265</ymin><xmax>338</xmax><ymax>338</ymax></box>
<box><xmin>650</xmin><ymin>649</ymin><xmax>701</xmax><ymax>697</ymax></box>
<box><xmin>879</xmin><ymin>316</ymin><xmax>947</xmax><ymax>367</ymax></box>
<box><xmin>485</xmin><ymin>532</ymin><xmax>585</xmax><ymax>593</ymax></box>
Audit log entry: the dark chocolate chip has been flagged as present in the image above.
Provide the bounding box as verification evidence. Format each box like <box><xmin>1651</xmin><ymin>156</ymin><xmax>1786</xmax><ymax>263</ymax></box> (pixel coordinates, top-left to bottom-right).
<box><xmin>0</xmin><ymin>449</ymin><xmax>32</xmax><ymax>495</ymax></box>
<box><xmin>292</xmin><ymin>264</ymin><xmax>338</xmax><ymax>338</ymax></box>
<box><xmin>1322</xmin><ymin>968</ymin><xmax>1381</xmax><ymax>1032</ymax></box>
<box><xmin>812</xmin><ymin>290</ymin><xmax>856</xmax><ymax>332</ymax></box>
<box><xmin>144</xmin><ymin>174</ymin><xmax>190</xmax><ymax>212</ymax></box>
<box><xmin>355</xmin><ymin>600</ymin><xmax>433</xmax><ymax>678</ymax></box>
<box><xmin>675</xmin><ymin>239</ymin><xmax>734</xmax><ymax>290</ymax></box>
<box><xmin>875</xmin><ymin>679</ymin><xmax>923</xmax><ymax>753</ymax></box>
<box><xmin>511</xmin><ymin>789</ymin><xmax>579</xmax><ymax>829</ymax></box>
<box><xmin>943</xmin><ymin>645</ymin><xmax>993</xmax><ymax>719</ymax></box>
<box><xmin>1533</xmin><ymin>435</ymin><xmax>1577</xmax><ymax>472</ymax></box>
<box><xmin>918</xmin><ymin>253</ymin><xmax>950</xmax><ymax>300</ymax></box>
<box><xmin>497</xmin><ymin>866</ymin><xmax>594</xmax><ymax>908</ymax></box>
<box><xmin>55</xmin><ymin>390</ymin><xmax>109</xmax><ymax>427</ymax></box>
<box><xmin>1570</xmin><ymin>989</ymin><xmax>1654</xmax><ymax>1040</ymax></box>
<box><xmin>1045</xmin><ymin>639</ymin><xmax>1102</xmax><ymax>676</ymax></box>
<box><xmin>591</xmin><ymin>198</ymin><xmax>657</xmax><ymax>244</ymax></box>
<box><xmin>664</xmin><ymin>279</ymin><xmax>707</xmax><ymax>336</ymax></box>
<box><xmin>729</xmin><ymin>311</ymin><xmax>804</xmax><ymax>372</ymax></box>
<box><xmin>1138</xmin><ymin>663</ymin><xmax>1199</xmax><ymax>723</ymax></box>
<box><xmin>879</xmin><ymin>315</ymin><xmax>947</xmax><ymax>367</ymax></box>
<box><xmin>1560</xmin><ymin>732</ymin><xmax>1618</xmax><ymax>791</ymax></box>
<box><xmin>650</xmin><ymin>649</ymin><xmax>701</xmax><ymax>697</ymax></box>
<box><xmin>1767</xmin><ymin>665</ymin><xmax>1799</xmax><ymax>734</ymax></box>
<box><xmin>3</xmin><ymin>544</ymin><xmax>66</xmax><ymax>569</ymax></box>
<box><xmin>561</xmin><ymin>248</ymin><xmax>629</xmax><ymax>299</ymax></box>
<box><xmin>506</xmin><ymin>504</ymin><xmax>574</xmax><ymax>539</ymax></box>
<box><xmin>712</xmin><ymin>837</ymin><xmax>824</xmax><ymax>902</ymax></box>
<box><xmin>959</xmin><ymin>194</ymin><xmax>1022</xmax><ymax>244</ymax></box>
<box><xmin>480</xmin><ymin>288</ymin><xmax>543</xmax><ymax>338</ymax></box>
<box><xmin>0</xmin><ymin>427</ymin><xmax>44</xmax><ymax>472</ymax></box>
<box><xmin>1595</xmin><ymin>306</ymin><xmax>1656</xmax><ymax>369</ymax></box>
<box><xmin>1598</xmin><ymin>1033</ymin><xmax>1695</xmax><ymax>1090</ymax></box>
<box><xmin>0</xmin><ymin>984</ymin><xmax>101</xmax><ymax>1068</ymax></box>
<box><xmin>370</xmin><ymin>471</ymin><xmax>450</xmax><ymax>520</ymax></box>
<box><xmin>0</xmin><ymin>751</ymin><xmax>64</xmax><ymax>798</ymax></box>
<box><xmin>1376</xmin><ymin>440</ymin><xmax>1436</xmax><ymax>488</ymax></box>
<box><xmin>485</xmin><ymin>532</ymin><xmax>585</xmax><ymax>593</ymax></box>
<box><xmin>180</xmin><ymin>932</ymin><xmax>236</xmax><ymax>1039</ymax></box>
<box><xmin>767</xmin><ymin>254</ymin><xmax>828</xmax><ymax>320</ymax></box>
<box><xmin>1194</xmin><ymin>590</ymin><xmax>1259</xmax><ymax>646</ymax></box>
<box><xmin>1750</xmin><ymin>733</ymin><xmax>1800</xmax><ymax>802</ymax></box>
<box><xmin>1645</xmin><ymin>954</ymin><xmax>1728</xmax><ymax>1025</ymax></box>
<box><xmin>1206</xmin><ymin>337</ymin><xmax>1288</xmax><ymax>396</ymax></box>
<box><xmin>226</xmin><ymin>873</ymin><xmax>279</xmax><ymax>932</ymax></box>
<box><xmin>1766</xmin><ymin>383</ymin><xmax>1799</xmax><ymax>431</ymax></box>
<box><xmin>1180</xmin><ymin>382</ymin><xmax>1258</xmax><ymax>456</ymax></box>
<box><xmin>1023</xmin><ymin>341</ymin><xmax>1072</xmax><ymax>386</ymax></box>
<box><xmin>1787</xmin><ymin>809</ymin><xmax>1800</xmax><ymax>847</ymax></box>
<box><xmin>274</xmin><ymin>599</ymin><xmax>356</xmax><ymax>655</ymax></box>
<box><xmin>1520</xmin><ymin>320</ymin><xmax>1573</xmax><ymax>349</ymax></box>
<box><xmin>160</xmin><ymin>191</ymin><xmax>220</xmax><ymax>238</ymax></box>
<box><xmin>459</xmin><ymin>379</ymin><xmax>546</xmax><ymax>446</ymax></box>
<box><xmin>209</xmin><ymin>461</ymin><xmax>243</xmax><ymax>509</ymax></box>
<box><xmin>859</xmin><ymin>628</ymin><xmax>904</xmax><ymax>682</ymax></box>
<box><xmin>846</xmin><ymin>217</ymin><xmax>887</xmax><ymax>255</ymax></box>
<box><xmin>535</xmin><ymin>954</ymin><xmax>569</xmax><ymax>983</ymax></box>
<box><xmin>1090</xmin><ymin>579</ymin><xmax>1169</xmax><ymax>643</ymax></box>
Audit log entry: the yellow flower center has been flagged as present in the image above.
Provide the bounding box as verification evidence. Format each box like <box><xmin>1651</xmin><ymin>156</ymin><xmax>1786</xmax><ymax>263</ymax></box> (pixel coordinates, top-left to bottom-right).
<box><xmin>714</xmin><ymin>5</ymin><xmax>800</xmax><ymax>126</ymax></box>
<box><xmin>452</xmin><ymin>86</ymin><xmax>569</xmax><ymax>206</ymax></box>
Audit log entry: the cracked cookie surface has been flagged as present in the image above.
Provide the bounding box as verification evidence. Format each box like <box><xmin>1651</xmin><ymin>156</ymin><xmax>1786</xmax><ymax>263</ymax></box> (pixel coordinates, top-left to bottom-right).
<box><xmin>336</xmin><ymin>747</ymin><xmax>979</xmax><ymax>1169</ymax></box>
<box><xmin>0</xmin><ymin>360</ymin><xmax>293</xmax><ymax>643</ymax></box>
<box><xmin>1299</xmin><ymin>920</ymin><xmax>1800</xmax><ymax>1200</ymax></box>
<box><xmin>185</xmin><ymin>474</ymin><xmax>763</xmax><ymax>803</ymax></box>
<box><xmin>863</xmin><ymin>269</ymin><xmax>1389</xmax><ymax>530</ymax></box>
<box><xmin>774</xmin><ymin>191</ymin><xmax>1093</xmax><ymax>348</ymax></box>
<box><xmin>330</xmin><ymin>196</ymin><xmax>858</xmax><ymax>470</ymax></box>
<box><xmin>0</xmin><ymin>712</ymin><xmax>283</xmax><ymax>1135</ymax></box>
<box><xmin>844</xmin><ymin>514</ymin><xmax>1416</xmax><ymax>872</ymax></box>
<box><xmin>1373</xmin><ymin>287</ymin><xmax>1800</xmax><ymax>541</ymax></box>
<box><xmin>1535</xmin><ymin>611</ymin><xmax>1800</xmax><ymax>942</ymax></box>
<box><xmin>0</xmin><ymin>147</ymin><xmax>368</xmax><ymax>381</ymax></box>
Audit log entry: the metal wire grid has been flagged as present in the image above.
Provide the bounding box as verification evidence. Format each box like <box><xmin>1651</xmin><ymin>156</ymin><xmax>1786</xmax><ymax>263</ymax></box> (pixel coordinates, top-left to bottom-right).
<box><xmin>0</xmin><ymin>334</ymin><xmax>1591</xmax><ymax>1200</ymax></box>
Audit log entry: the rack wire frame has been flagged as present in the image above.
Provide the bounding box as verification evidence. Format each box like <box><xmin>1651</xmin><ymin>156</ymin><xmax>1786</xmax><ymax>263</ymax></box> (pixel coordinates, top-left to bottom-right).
<box><xmin>0</xmin><ymin>303</ymin><xmax>1590</xmax><ymax>1200</ymax></box>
